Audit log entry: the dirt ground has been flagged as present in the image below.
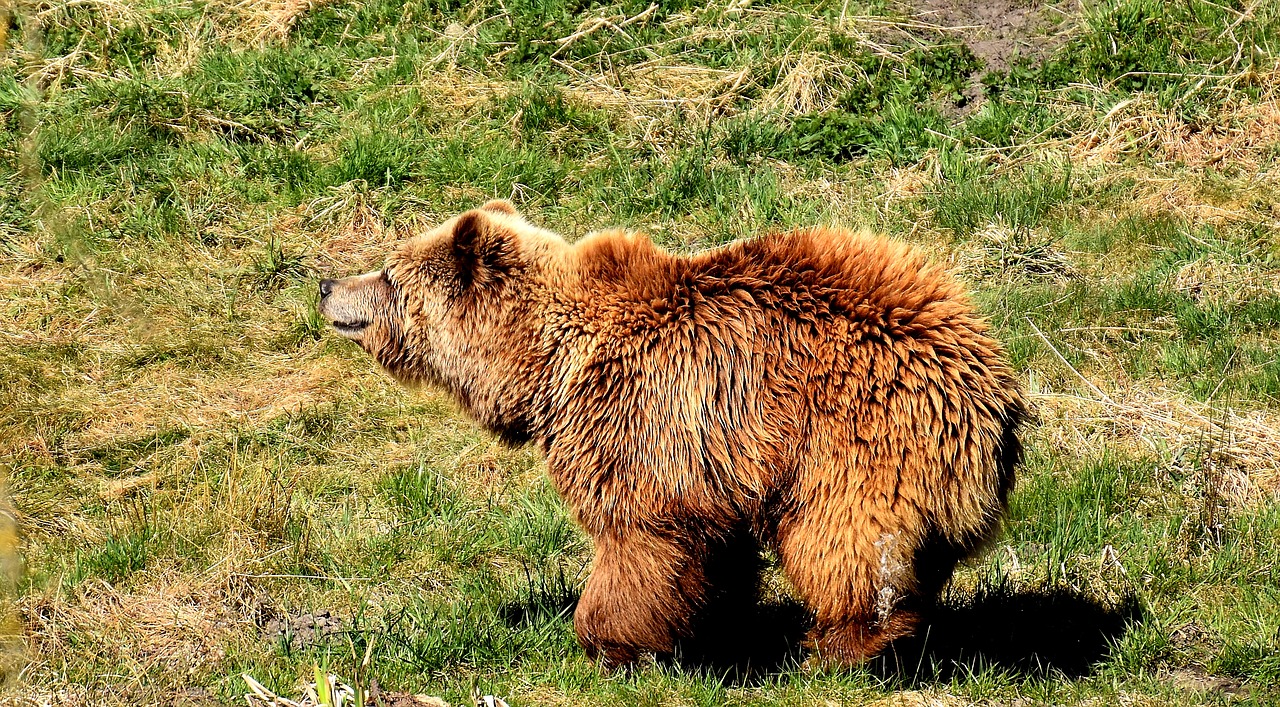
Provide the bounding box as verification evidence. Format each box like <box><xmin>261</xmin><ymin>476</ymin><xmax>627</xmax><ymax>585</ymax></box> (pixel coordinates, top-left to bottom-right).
<box><xmin>913</xmin><ymin>0</ymin><xmax>1075</xmax><ymax>112</ymax></box>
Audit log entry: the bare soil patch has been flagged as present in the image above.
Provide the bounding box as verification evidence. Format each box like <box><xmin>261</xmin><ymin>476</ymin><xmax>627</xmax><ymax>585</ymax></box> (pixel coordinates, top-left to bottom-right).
<box><xmin>263</xmin><ymin>609</ymin><xmax>344</xmax><ymax>649</ymax></box>
<box><xmin>912</xmin><ymin>0</ymin><xmax>1073</xmax><ymax>113</ymax></box>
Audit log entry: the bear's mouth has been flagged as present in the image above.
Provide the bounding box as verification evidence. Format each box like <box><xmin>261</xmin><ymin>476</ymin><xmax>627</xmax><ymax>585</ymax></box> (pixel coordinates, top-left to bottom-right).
<box><xmin>331</xmin><ymin>319</ymin><xmax>369</xmax><ymax>337</ymax></box>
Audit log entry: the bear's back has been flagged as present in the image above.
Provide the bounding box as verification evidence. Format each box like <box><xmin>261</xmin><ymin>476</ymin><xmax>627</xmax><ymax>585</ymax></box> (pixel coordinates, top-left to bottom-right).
<box><xmin>553</xmin><ymin>228</ymin><xmax>1022</xmax><ymax>537</ymax></box>
<box><xmin>691</xmin><ymin>228</ymin><xmax>965</xmax><ymax>321</ymax></box>
<box><xmin>567</xmin><ymin>227</ymin><xmax>971</xmax><ymax>342</ymax></box>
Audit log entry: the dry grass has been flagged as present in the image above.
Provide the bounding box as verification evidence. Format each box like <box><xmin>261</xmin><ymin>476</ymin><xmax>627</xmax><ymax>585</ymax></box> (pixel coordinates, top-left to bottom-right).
<box><xmin>1037</xmin><ymin>387</ymin><xmax>1280</xmax><ymax>508</ymax></box>
<box><xmin>1129</xmin><ymin>177</ymin><xmax>1277</xmax><ymax>227</ymax></box>
<box><xmin>6</xmin><ymin>0</ymin><xmax>1280</xmax><ymax>703</ymax></box>
<box><xmin>23</xmin><ymin>572</ymin><xmax>261</xmax><ymax>683</ymax></box>
<box><xmin>0</xmin><ymin>500</ymin><xmax>23</xmax><ymax>699</ymax></box>
<box><xmin>216</xmin><ymin>0</ymin><xmax>324</xmax><ymax>46</ymax></box>
<box><xmin>957</xmin><ymin>66</ymin><xmax>1280</xmax><ymax>237</ymax></box>
<box><xmin>879</xmin><ymin>160</ymin><xmax>940</xmax><ymax>204</ymax></box>
<box><xmin>304</xmin><ymin>183</ymin><xmax>416</xmax><ymax>272</ymax></box>
<box><xmin>54</xmin><ymin>358</ymin><xmax>355</xmax><ymax>446</ymax></box>
<box><xmin>557</xmin><ymin>58</ymin><xmax>753</xmax><ymax>137</ymax></box>
<box><xmin>761</xmin><ymin>51</ymin><xmax>855</xmax><ymax>115</ymax></box>
<box><xmin>1065</xmin><ymin>83</ymin><xmax>1280</xmax><ymax>172</ymax></box>
<box><xmin>954</xmin><ymin>220</ymin><xmax>1076</xmax><ymax>283</ymax></box>
<box><xmin>20</xmin><ymin>0</ymin><xmax>327</xmax><ymax>91</ymax></box>
<box><xmin>1172</xmin><ymin>256</ymin><xmax>1280</xmax><ymax>306</ymax></box>
<box><xmin>1012</xmin><ymin>71</ymin><xmax>1280</xmax><ymax>228</ymax></box>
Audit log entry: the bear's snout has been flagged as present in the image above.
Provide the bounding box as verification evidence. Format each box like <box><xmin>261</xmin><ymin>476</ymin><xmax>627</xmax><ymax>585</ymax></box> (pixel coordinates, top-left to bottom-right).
<box><xmin>316</xmin><ymin>270</ymin><xmax>393</xmax><ymax>340</ymax></box>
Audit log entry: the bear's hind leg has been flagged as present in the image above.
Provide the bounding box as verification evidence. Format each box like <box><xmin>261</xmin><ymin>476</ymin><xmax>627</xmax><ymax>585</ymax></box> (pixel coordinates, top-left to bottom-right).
<box><xmin>778</xmin><ymin>521</ymin><xmax>922</xmax><ymax>666</ymax></box>
<box><xmin>806</xmin><ymin>605</ymin><xmax>921</xmax><ymax>667</ymax></box>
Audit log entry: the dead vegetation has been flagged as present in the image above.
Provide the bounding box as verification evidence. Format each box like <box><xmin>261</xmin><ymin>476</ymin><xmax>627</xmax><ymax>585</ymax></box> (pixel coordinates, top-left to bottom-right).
<box><xmin>214</xmin><ymin>0</ymin><xmax>326</xmax><ymax>46</ymax></box>
<box><xmin>1037</xmin><ymin>388</ymin><xmax>1280</xmax><ymax>508</ymax></box>
<box><xmin>1064</xmin><ymin>82</ymin><xmax>1280</xmax><ymax>173</ymax></box>
<box><xmin>23</xmin><ymin>572</ymin><xmax>262</xmax><ymax>685</ymax></box>
<box><xmin>987</xmin><ymin>68</ymin><xmax>1280</xmax><ymax>229</ymax></box>
<box><xmin>1173</xmin><ymin>256</ymin><xmax>1280</xmax><ymax>306</ymax></box>
<box><xmin>954</xmin><ymin>220</ymin><xmax>1076</xmax><ymax>282</ymax></box>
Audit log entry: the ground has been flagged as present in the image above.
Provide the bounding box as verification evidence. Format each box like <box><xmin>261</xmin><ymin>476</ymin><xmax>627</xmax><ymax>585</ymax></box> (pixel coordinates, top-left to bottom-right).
<box><xmin>1</xmin><ymin>0</ymin><xmax>1279</xmax><ymax>705</ymax></box>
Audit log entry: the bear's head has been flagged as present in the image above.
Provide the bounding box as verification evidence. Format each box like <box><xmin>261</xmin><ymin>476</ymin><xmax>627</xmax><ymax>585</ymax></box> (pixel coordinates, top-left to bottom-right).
<box><xmin>318</xmin><ymin>200</ymin><xmax>568</xmax><ymax>443</ymax></box>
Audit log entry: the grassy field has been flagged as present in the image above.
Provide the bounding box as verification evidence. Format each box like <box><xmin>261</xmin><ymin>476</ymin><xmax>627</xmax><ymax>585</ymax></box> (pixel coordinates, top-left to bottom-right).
<box><xmin>3</xmin><ymin>0</ymin><xmax>1280</xmax><ymax>703</ymax></box>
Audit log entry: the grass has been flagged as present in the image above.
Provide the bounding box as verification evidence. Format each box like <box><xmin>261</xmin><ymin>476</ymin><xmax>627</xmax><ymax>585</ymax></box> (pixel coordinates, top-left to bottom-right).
<box><xmin>3</xmin><ymin>0</ymin><xmax>1280</xmax><ymax>704</ymax></box>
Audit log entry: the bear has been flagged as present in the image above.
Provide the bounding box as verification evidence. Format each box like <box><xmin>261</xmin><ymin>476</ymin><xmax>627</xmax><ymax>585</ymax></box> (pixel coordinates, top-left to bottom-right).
<box><xmin>318</xmin><ymin>200</ymin><xmax>1029</xmax><ymax>669</ymax></box>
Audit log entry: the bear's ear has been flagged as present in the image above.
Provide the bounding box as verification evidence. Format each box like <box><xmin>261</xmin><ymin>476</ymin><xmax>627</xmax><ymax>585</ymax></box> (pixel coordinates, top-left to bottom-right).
<box><xmin>480</xmin><ymin>199</ymin><xmax>520</xmax><ymax>217</ymax></box>
<box><xmin>452</xmin><ymin>210</ymin><xmax>516</xmax><ymax>288</ymax></box>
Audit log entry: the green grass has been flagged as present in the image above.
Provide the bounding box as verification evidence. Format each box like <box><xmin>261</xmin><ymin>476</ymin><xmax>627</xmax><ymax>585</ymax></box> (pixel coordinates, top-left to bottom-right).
<box><xmin>4</xmin><ymin>0</ymin><xmax>1280</xmax><ymax>704</ymax></box>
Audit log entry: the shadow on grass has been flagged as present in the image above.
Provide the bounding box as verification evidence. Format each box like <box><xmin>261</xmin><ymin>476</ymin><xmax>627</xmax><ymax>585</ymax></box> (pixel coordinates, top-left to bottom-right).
<box><xmin>497</xmin><ymin>590</ymin><xmax>579</xmax><ymax>628</ymax></box>
<box><xmin>492</xmin><ymin>577</ymin><xmax>1142</xmax><ymax>685</ymax></box>
<box><xmin>872</xmin><ymin>585</ymin><xmax>1143</xmax><ymax>684</ymax></box>
<box><xmin>497</xmin><ymin>563</ymin><xmax>581</xmax><ymax>628</ymax></box>
<box><xmin>673</xmin><ymin>584</ymin><xmax>1142</xmax><ymax>685</ymax></box>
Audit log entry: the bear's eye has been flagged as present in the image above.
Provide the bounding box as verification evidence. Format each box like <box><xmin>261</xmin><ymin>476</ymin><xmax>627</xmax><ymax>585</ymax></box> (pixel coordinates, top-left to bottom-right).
<box><xmin>380</xmin><ymin>269</ymin><xmax>398</xmax><ymax>291</ymax></box>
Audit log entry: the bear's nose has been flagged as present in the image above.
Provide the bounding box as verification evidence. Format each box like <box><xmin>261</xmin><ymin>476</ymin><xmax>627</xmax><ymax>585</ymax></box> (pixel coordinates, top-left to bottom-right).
<box><xmin>319</xmin><ymin>279</ymin><xmax>335</xmax><ymax>298</ymax></box>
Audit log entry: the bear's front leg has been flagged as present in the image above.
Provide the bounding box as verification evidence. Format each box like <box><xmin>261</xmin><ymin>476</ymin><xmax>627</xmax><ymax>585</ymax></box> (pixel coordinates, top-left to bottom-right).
<box><xmin>574</xmin><ymin>530</ymin><xmax>708</xmax><ymax>670</ymax></box>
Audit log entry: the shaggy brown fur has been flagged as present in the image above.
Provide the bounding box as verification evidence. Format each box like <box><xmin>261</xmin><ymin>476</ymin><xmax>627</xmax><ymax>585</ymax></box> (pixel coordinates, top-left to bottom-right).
<box><xmin>318</xmin><ymin>201</ymin><xmax>1029</xmax><ymax>669</ymax></box>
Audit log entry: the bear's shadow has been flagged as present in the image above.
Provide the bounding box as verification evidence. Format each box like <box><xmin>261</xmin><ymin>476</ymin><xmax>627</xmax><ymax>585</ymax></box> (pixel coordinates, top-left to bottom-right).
<box><xmin>867</xmin><ymin>585</ymin><xmax>1143</xmax><ymax>685</ymax></box>
<box><xmin>499</xmin><ymin>583</ymin><xmax>1142</xmax><ymax>685</ymax></box>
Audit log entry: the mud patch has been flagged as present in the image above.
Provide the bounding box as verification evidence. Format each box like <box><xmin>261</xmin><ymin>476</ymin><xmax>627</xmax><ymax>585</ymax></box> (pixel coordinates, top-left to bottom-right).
<box><xmin>372</xmin><ymin>692</ymin><xmax>452</xmax><ymax>707</ymax></box>
<box><xmin>913</xmin><ymin>0</ymin><xmax>1073</xmax><ymax>114</ymax></box>
<box><xmin>263</xmin><ymin>609</ymin><xmax>344</xmax><ymax>649</ymax></box>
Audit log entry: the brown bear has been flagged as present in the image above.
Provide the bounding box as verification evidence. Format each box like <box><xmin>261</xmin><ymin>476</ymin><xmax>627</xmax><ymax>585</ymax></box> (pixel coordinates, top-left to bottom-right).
<box><xmin>318</xmin><ymin>200</ymin><xmax>1029</xmax><ymax>669</ymax></box>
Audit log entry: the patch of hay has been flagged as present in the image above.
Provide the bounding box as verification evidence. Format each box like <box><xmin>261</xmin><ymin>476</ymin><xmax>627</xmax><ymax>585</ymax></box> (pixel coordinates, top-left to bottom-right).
<box><xmin>955</xmin><ymin>220</ymin><xmax>1076</xmax><ymax>282</ymax></box>
<box><xmin>991</xmin><ymin>69</ymin><xmax>1280</xmax><ymax>229</ymax></box>
<box><xmin>869</xmin><ymin>691</ymin><xmax>966</xmax><ymax>707</ymax></box>
<box><xmin>1129</xmin><ymin>174</ymin><xmax>1280</xmax><ymax>228</ymax></box>
<box><xmin>760</xmin><ymin>52</ymin><xmax>854</xmax><ymax>116</ymax></box>
<box><xmin>1162</xmin><ymin>95</ymin><xmax>1280</xmax><ymax>171</ymax></box>
<box><xmin>210</xmin><ymin>0</ymin><xmax>325</xmax><ymax>46</ymax></box>
<box><xmin>575</xmin><ymin>60</ymin><xmax>753</xmax><ymax>114</ymax></box>
<box><xmin>305</xmin><ymin>181</ymin><xmax>411</xmax><ymax>270</ymax></box>
<box><xmin>1037</xmin><ymin>388</ymin><xmax>1280</xmax><ymax>508</ymax></box>
<box><xmin>24</xmin><ymin>0</ymin><xmax>325</xmax><ymax>85</ymax></box>
<box><xmin>410</xmin><ymin>71</ymin><xmax>511</xmax><ymax>111</ymax></box>
<box><xmin>879</xmin><ymin>161</ymin><xmax>938</xmax><ymax>204</ymax></box>
<box><xmin>56</xmin><ymin>358</ymin><xmax>360</xmax><ymax>449</ymax></box>
<box><xmin>21</xmin><ymin>572</ymin><xmax>261</xmax><ymax>685</ymax></box>
<box><xmin>1172</xmin><ymin>257</ymin><xmax>1280</xmax><ymax>305</ymax></box>
<box><xmin>1063</xmin><ymin>76</ymin><xmax>1280</xmax><ymax>172</ymax></box>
